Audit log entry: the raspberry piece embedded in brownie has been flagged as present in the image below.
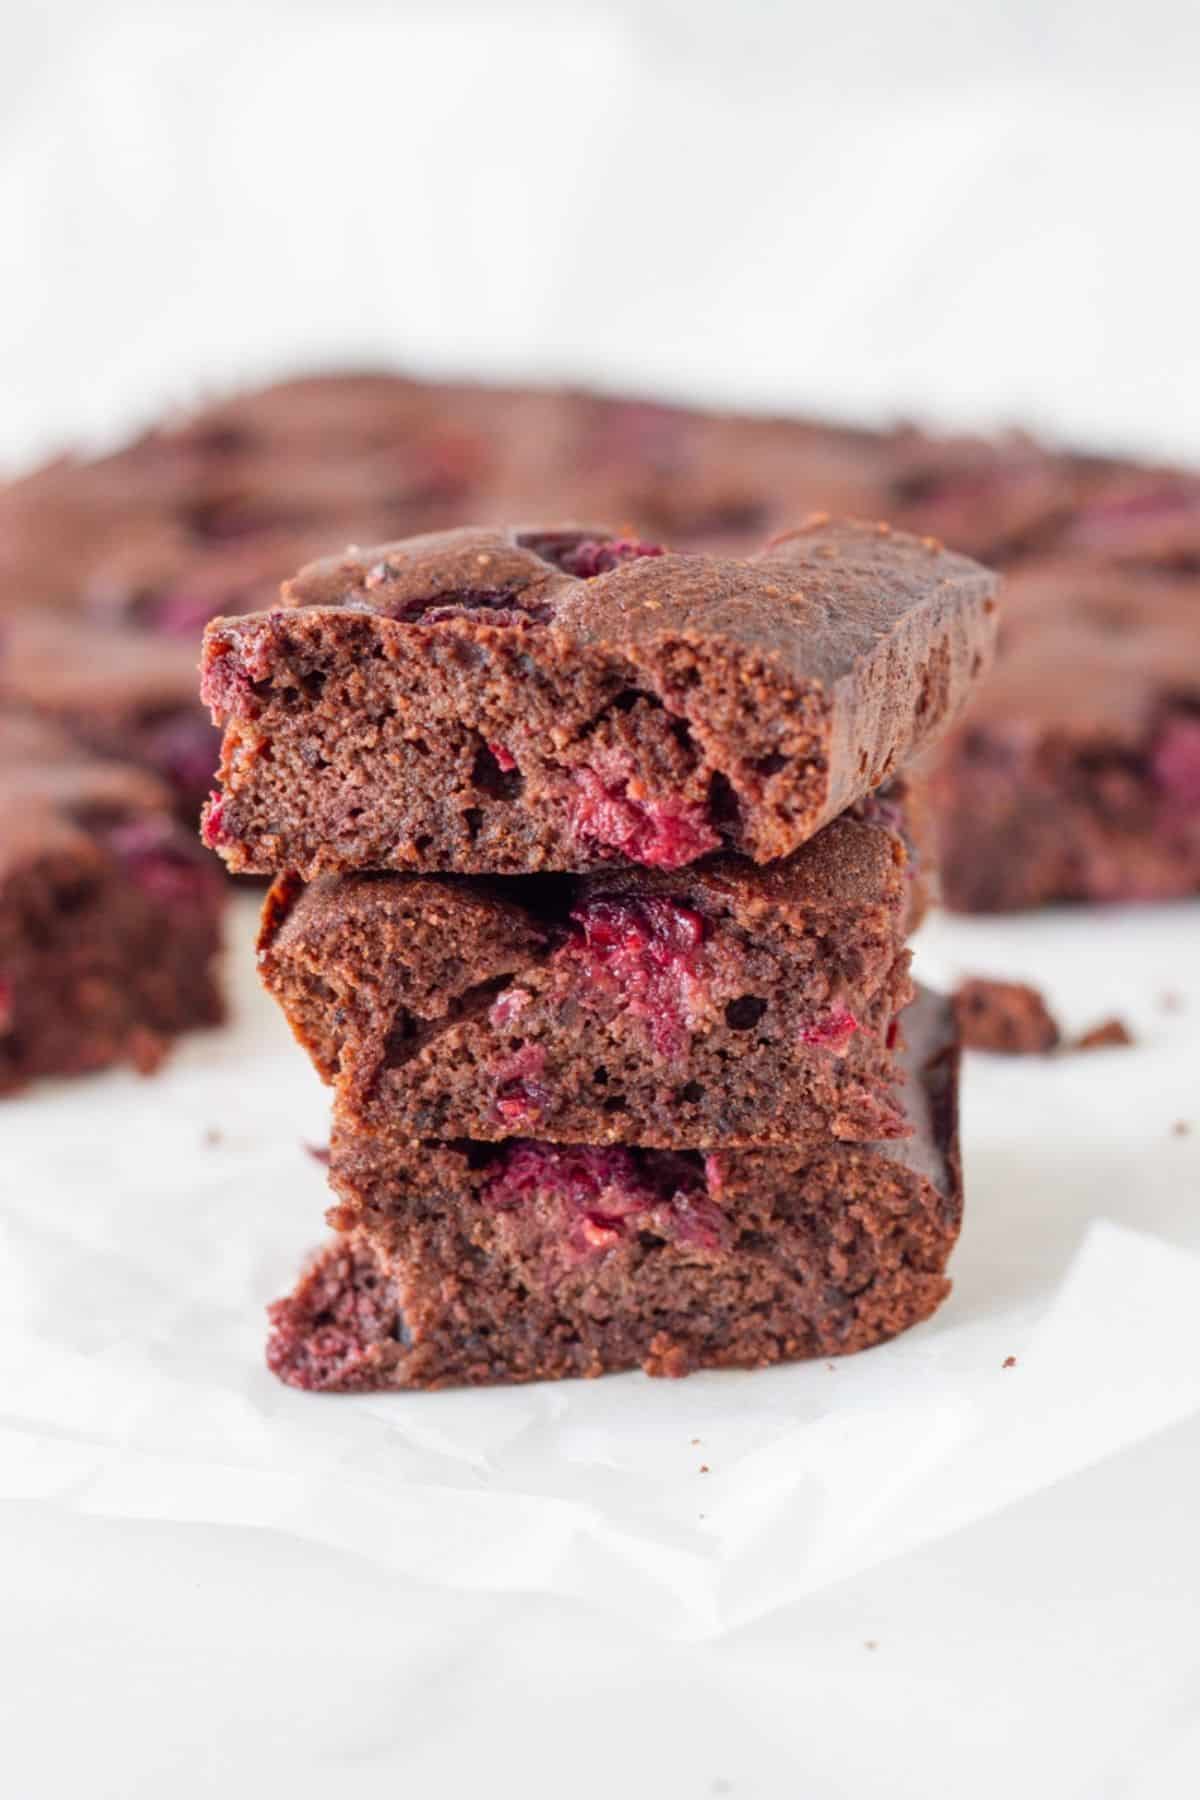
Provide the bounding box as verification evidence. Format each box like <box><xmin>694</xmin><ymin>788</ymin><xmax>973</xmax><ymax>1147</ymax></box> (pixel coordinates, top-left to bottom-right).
<box><xmin>569</xmin><ymin>763</ymin><xmax>721</xmax><ymax>868</ymax></box>
<box><xmin>480</xmin><ymin>1139</ymin><xmax>725</xmax><ymax>1268</ymax></box>
<box><xmin>266</xmin><ymin>1237</ymin><xmax>408</xmax><ymax>1392</ymax></box>
<box><xmin>518</xmin><ymin>532</ymin><xmax>663</xmax><ymax>579</ymax></box>
<box><xmin>798</xmin><ymin>1005</ymin><xmax>859</xmax><ymax>1054</ymax></box>
<box><xmin>559</xmin><ymin>893</ymin><xmax>707</xmax><ymax>1057</ymax></box>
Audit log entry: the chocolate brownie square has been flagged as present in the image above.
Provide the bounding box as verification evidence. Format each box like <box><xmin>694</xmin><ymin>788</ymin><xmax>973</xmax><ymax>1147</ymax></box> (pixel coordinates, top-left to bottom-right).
<box><xmin>0</xmin><ymin>714</ymin><xmax>225</xmax><ymax>1093</ymax></box>
<box><xmin>201</xmin><ymin>518</ymin><xmax>997</xmax><ymax>877</ymax></box>
<box><xmin>258</xmin><ymin>807</ymin><xmax>917</xmax><ymax>1150</ymax></box>
<box><xmin>932</xmin><ymin>560</ymin><xmax>1200</xmax><ymax>909</ymax></box>
<box><xmin>266</xmin><ymin>987</ymin><xmax>962</xmax><ymax>1391</ymax></box>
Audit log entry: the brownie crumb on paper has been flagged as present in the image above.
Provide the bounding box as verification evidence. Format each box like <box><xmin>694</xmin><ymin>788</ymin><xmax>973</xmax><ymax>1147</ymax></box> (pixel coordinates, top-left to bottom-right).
<box><xmin>953</xmin><ymin>978</ymin><xmax>1060</xmax><ymax>1055</ymax></box>
<box><xmin>1073</xmin><ymin>1018</ymin><xmax>1135</xmax><ymax>1052</ymax></box>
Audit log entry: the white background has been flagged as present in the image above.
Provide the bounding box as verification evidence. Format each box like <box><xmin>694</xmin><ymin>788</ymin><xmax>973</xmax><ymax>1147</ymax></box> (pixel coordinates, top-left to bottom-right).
<box><xmin>3</xmin><ymin>0</ymin><xmax>1200</xmax><ymax>465</ymax></box>
<box><xmin>2</xmin><ymin>5</ymin><xmax>1200</xmax><ymax>1796</ymax></box>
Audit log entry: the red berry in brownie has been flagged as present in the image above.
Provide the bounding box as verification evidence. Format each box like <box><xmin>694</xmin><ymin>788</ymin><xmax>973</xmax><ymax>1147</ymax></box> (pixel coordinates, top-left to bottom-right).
<box><xmin>555</xmin><ymin>537</ymin><xmax>664</xmax><ymax>579</ymax></box>
<box><xmin>198</xmin><ymin>653</ymin><xmax>257</xmax><ymax>722</ymax></box>
<box><xmin>517</xmin><ymin>530</ymin><xmax>663</xmax><ymax>578</ymax></box>
<box><xmin>798</xmin><ymin>1005</ymin><xmax>859</xmax><ymax>1055</ymax></box>
<box><xmin>480</xmin><ymin>1138</ymin><xmax>724</xmax><ymax>1269</ymax></box>
<box><xmin>200</xmin><ymin>791</ymin><xmax>228</xmax><ymax>848</ymax></box>
<box><xmin>570</xmin><ymin>764</ymin><xmax>721</xmax><ymax>869</ymax></box>
<box><xmin>266</xmin><ymin>1238</ymin><xmax>408</xmax><ymax>1391</ymax></box>
<box><xmin>560</xmin><ymin>892</ymin><xmax>708</xmax><ymax>1058</ymax></box>
<box><xmin>492</xmin><ymin>1042</ymin><xmax>551</xmax><ymax>1124</ymax></box>
<box><xmin>488</xmin><ymin>986</ymin><xmax>531</xmax><ymax>1030</ymax></box>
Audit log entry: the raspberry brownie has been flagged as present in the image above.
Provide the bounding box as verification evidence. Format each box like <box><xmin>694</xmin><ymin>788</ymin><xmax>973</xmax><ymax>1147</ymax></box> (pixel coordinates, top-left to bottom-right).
<box><xmin>0</xmin><ymin>612</ymin><xmax>221</xmax><ymax>825</ymax></box>
<box><xmin>258</xmin><ymin>808</ymin><xmax>916</xmax><ymax>1149</ymax></box>
<box><xmin>932</xmin><ymin>560</ymin><xmax>1200</xmax><ymax>909</ymax></box>
<box><xmin>200</xmin><ymin>518</ymin><xmax>997</xmax><ymax>877</ymax></box>
<box><xmin>266</xmin><ymin>986</ymin><xmax>961</xmax><ymax>1390</ymax></box>
<box><xmin>0</xmin><ymin>714</ymin><xmax>224</xmax><ymax>1093</ymax></box>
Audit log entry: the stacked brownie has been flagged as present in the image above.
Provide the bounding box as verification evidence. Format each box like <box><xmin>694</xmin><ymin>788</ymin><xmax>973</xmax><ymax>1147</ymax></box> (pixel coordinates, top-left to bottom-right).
<box><xmin>199</xmin><ymin>517</ymin><xmax>998</xmax><ymax>1389</ymax></box>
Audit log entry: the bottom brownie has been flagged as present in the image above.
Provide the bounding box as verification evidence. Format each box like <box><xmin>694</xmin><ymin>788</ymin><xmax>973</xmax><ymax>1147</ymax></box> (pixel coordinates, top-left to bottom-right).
<box><xmin>0</xmin><ymin>714</ymin><xmax>225</xmax><ymax>1093</ymax></box>
<box><xmin>266</xmin><ymin>988</ymin><xmax>961</xmax><ymax>1391</ymax></box>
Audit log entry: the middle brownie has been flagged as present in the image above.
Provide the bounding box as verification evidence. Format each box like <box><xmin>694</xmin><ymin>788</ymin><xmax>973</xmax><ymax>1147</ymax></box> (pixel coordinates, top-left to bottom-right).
<box><xmin>259</xmin><ymin>808</ymin><xmax>915</xmax><ymax>1149</ymax></box>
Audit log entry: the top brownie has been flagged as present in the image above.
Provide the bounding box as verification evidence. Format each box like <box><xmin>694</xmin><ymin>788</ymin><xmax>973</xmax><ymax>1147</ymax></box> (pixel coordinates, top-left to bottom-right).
<box><xmin>201</xmin><ymin>517</ymin><xmax>997</xmax><ymax>876</ymax></box>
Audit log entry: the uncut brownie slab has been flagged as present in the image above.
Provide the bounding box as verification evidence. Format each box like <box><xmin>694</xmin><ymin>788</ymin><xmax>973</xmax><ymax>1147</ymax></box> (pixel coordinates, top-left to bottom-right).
<box><xmin>266</xmin><ymin>987</ymin><xmax>961</xmax><ymax>1391</ymax></box>
<box><xmin>0</xmin><ymin>714</ymin><xmax>224</xmax><ymax>1093</ymax></box>
<box><xmin>932</xmin><ymin>560</ymin><xmax>1200</xmax><ymax>909</ymax></box>
<box><xmin>201</xmin><ymin>517</ymin><xmax>997</xmax><ymax>876</ymax></box>
<box><xmin>258</xmin><ymin>808</ymin><xmax>916</xmax><ymax>1149</ymax></box>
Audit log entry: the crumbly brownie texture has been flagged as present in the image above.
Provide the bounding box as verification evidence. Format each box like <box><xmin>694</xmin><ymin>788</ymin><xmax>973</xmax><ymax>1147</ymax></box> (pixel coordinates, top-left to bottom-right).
<box><xmin>266</xmin><ymin>987</ymin><xmax>961</xmax><ymax>1390</ymax></box>
<box><xmin>0</xmin><ymin>714</ymin><xmax>224</xmax><ymax>1093</ymax></box>
<box><xmin>932</xmin><ymin>561</ymin><xmax>1200</xmax><ymax>909</ymax></box>
<box><xmin>258</xmin><ymin>810</ymin><xmax>915</xmax><ymax>1148</ymax></box>
<box><xmin>201</xmin><ymin>518</ymin><xmax>997</xmax><ymax>877</ymax></box>
<box><xmin>953</xmin><ymin>978</ymin><xmax>1061</xmax><ymax>1054</ymax></box>
<box><xmin>0</xmin><ymin>612</ymin><xmax>220</xmax><ymax>823</ymax></box>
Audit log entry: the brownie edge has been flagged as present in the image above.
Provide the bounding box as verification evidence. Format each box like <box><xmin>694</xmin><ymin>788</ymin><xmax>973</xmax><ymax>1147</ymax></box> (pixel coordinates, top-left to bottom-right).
<box><xmin>203</xmin><ymin>519</ymin><xmax>998</xmax><ymax>877</ymax></box>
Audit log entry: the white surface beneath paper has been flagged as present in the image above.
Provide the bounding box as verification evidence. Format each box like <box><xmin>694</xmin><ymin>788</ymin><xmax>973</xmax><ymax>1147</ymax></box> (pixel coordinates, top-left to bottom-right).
<box><xmin>2</xmin><ymin>892</ymin><xmax>1198</xmax><ymax>1797</ymax></box>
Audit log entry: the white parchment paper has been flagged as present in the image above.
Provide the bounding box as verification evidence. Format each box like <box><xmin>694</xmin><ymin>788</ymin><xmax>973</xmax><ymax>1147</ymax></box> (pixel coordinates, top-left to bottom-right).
<box><xmin>4</xmin><ymin>895</ymin><xmax>1198</xmax><ymax>1656</ymax></box>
